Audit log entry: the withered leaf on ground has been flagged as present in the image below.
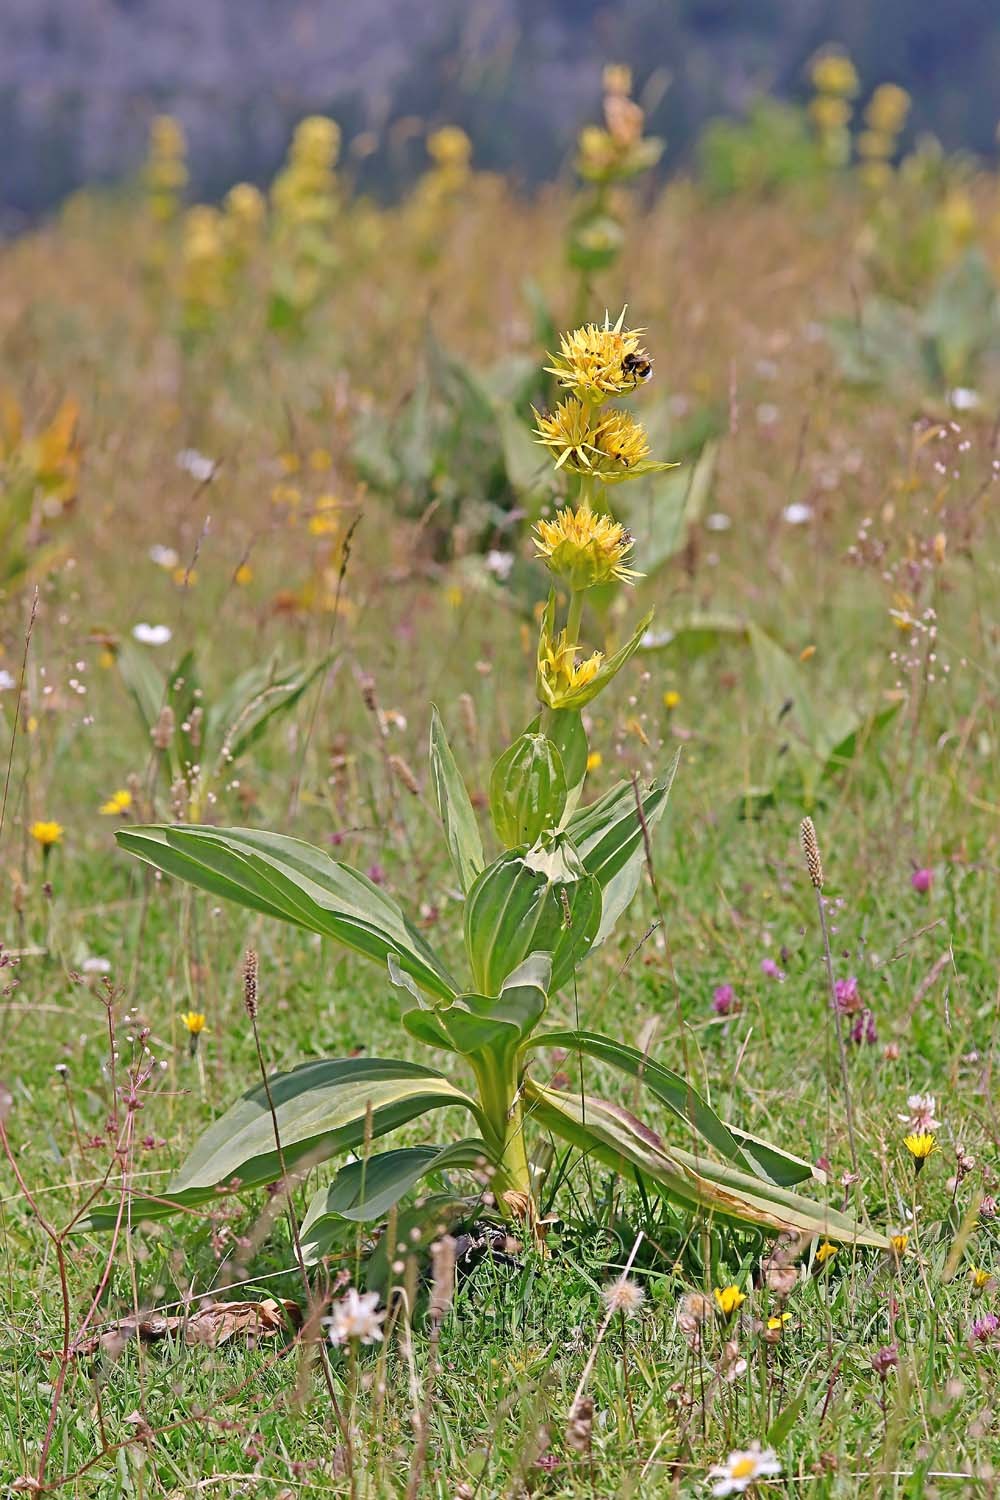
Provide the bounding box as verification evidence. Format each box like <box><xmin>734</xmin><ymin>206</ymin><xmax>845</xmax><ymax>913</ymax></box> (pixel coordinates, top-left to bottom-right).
<box><xmin>42</xmin><ymin>1298</ymin><xmax>302</xmax><ymax>1360</ymax></box>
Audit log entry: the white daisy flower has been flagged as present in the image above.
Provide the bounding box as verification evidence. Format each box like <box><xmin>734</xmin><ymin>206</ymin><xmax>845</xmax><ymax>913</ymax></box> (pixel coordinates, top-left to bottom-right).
<box><xmin>0</xmin><ymin>669</ymin><xmax>16</xmax><ymax>691</ymax></box>
<box><xmin>324</xmin><ymin>1288</ymin><xmax>385</xmax><ymax>1347</ymax></box>
<box><xmin>706</xmin><ymin>1442</ymin><xmax>782</xmax><ymax>1495</ymax></box>
<box><xmin>149</xmin><ymin>544</ymin><xmax>180</xmax><ymax>569</ymax></box>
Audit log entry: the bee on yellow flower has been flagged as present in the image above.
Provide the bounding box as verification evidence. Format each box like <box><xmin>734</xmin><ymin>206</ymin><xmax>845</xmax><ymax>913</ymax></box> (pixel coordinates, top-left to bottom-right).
<box><xmin>545</xmin><ymin>308</ymin><xmax>653</xmax><ymax>402</ymax></box>
<box><xmin>99</xmin><ymin>789</ymin><xmax>133</xmax><ymax>816</ymax></box>
<box><xmin>814</xmin><ymin>1241</ymin><xmax>838</xmax><ymax>1266</ymax></box>
<box><xmin>714</xmin><ymin>1284</ymin><xmax>746</xmax><ymax>1317</ymax></box>
<box><xmin>534</xmin><ymin>504</ymin><xmax>639</xmax><ymax>590</ymax></box>
<box><xmin>31</xmin><ymin>820</ymin><xmax>64</xmax><ymax>850</ymax></box>
<box><xmin>904</xmin><ymin>1132</ymin><xmax>937</xmax><ymax>1170</ymax></box>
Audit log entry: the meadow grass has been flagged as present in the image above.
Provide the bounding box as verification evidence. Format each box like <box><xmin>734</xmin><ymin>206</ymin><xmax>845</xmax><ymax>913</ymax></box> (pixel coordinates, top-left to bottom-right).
<box><xmin>0</xmin><ymin>145</ymin><xmax>998</xmax><ymax>1497</ymax></box>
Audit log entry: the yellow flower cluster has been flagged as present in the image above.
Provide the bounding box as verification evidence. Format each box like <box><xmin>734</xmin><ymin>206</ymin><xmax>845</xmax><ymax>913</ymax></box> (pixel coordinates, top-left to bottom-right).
<box><xmin>534</xmin><ymin>504</ymin><xmax>638</xmax><ymax>589</ymax></box>
<box><xmin>808</xmin><ymin>50</ymin><xmax>858</xmax><ymax>167</ymax></box>
<box><xmin>576</xmin><ymin>64</ymin><xmax>663</xmax><ymax>183</ymax></box>
<box><xmin>180</xmin><ymin>205</ymin><xmax>227</xmax><ymax>326</ymax></box>
<box><xmin>144</xmin><ymin>115</ymin><xmax>188</xmax><ymax>223</ymax></box>
<box><xmin>272</xmin><ymin>116</ymin><xmax>340</xmax><ymax>230</ymax></box>
<box><xmin>858</xmin><ymin>84</ymin><xmax>911</xmax><ymax>191</ymax></box>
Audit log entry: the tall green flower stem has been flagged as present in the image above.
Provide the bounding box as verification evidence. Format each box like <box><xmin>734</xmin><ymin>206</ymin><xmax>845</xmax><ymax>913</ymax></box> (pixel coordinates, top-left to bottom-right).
<box><xmin>81</xmin><ymin>309</ymin><xmax>891</xmax><ymax>1259</ymax></box>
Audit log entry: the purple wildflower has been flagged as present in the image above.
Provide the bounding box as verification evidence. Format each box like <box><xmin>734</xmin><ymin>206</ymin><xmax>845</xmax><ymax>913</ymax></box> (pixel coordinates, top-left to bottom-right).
<box><xmin>850</xmin><ymin>1009</ymin><xmax>877</xmax><ymax>1046</ymax></box>
<box><xmin>760</xmin><ymin>958</ymin><xmax>784</xmax><ymax>981</ymax></box>
<box><xmin>911</xmin><ymin>867</ymin><xmax>933</xmax><ymax>895</ymax></box>
<box><xmin>834</xmin><ymin>976</ymin><xmax>861</xmax><ymax>1014</ymax></box>
<box><xmin>970</xmin><ymin>1314</ymin><xmax>1000</xmax><ymax>1344</ymax></box>
<box><xmin>712</xmin><ymin>984</ymin><xmax>737</xmax><ymax>1016</ymax></box>
<box><xmin>871</xmin><ymin>1343</ymin><xmax>898</xmax><ymax>1376</ymax></box>
<box><xmin>366</xmin><ymin>863</ymin><xmax>386</xmax><ymax>886</ymax></box>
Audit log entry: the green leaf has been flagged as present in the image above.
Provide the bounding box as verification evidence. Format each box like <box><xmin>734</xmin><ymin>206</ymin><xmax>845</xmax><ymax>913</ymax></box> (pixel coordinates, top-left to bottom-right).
<box><xmin>116</xmin><ymin>824</ymin><xmax>458</xmax><ymax>1001</ymax></box>
<box><xmin>207</xmin><ymin>653</ymin><xmax>333</xmax><ymax>766</ymax></box>
<box><xmin>528</xmin><ymin>1029</ymin><xmax>815</xmax><ymax>1187</ymax></box>
<box><xmin>489</xmin><ymin>732</ymin><xmax>567</xmax><ymax>848</ymax></box>
<box><xmin>117</xmin><ymin>640</ymin><xmax>169</xmax><ymax>739</ymax></box>
<box><xmin>429</xmin><ymin>706</ymin><xmax>485</xmax><ymax>893</ymax></box>
<box><xmin>79</xmin><ymin>1058</ymin><xmax>479</xmax><ymax>1230</ymax></box>
<box><xmin>523</xmin><ymin>1079</ymin><xmax>889</xmax><ymax>1247</ymax></box>
<box><xmin>547</xmin><ymin>710</ymin><xmax>589</xmax><ymax>819</ymax></box>
<box><xmin>403</xmin><ymin>954</ymin><xmax>551</xmax><ymax>1056</ymax></box>
<box><xmin>920</xmin><ymin>247</ymin><xmax>999</xmax><ymax>385</ymax></box>
<box><xmin>301</xmin><ymin>1139</ymin><xmax>490</xmax><ymax>1240</ymax></box>
<box><xmin>638</xmin><ymin>612</ymin><xmax>749</xmax><ymax>659</ymax></box>
<box><xmin>630</xmin><ymin>440</ymin><xmax>718</xmax><ymax>575</ymax></box>
<box><xmin>463</xmin><ymin>837</ymin><xmax>601</xmax><ymax>995</ymax></box>
<box><xmin>566</xmin><ymin>754</ymin><xmax>679</xmax><ymax>946</ymax></box>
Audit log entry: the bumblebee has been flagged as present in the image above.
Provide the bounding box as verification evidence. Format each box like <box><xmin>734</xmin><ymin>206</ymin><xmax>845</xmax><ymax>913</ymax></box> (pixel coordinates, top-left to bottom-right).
<box><xmin>622</xmin><ymin>351</ymin><xmax>653</xmax><ymax>385</ymax></box>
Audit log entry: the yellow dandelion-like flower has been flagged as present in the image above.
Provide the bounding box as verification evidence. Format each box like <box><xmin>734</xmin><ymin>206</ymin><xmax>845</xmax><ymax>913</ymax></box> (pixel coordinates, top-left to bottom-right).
<box><xmin>969</xmin><ymin>1266</ymin><xmax>994</xmax><ymax>1293</ymax></box>
<box><xmin>586</xmin><ymin>750</ymin><xmax>603</xmax><ymax>771</ymax></box>
<box><xmin>904</xmin><ymin>1132</ymin><xmax>937</xmax><ymax>1169</ymax></box>
<box><xmin>889</xmin><ymin>1232</ymin><xmax>909</xmax><ymax>1259</ymax></box>
<box><xmin>713</xmin><ymin>1284</ymin><xmax>746</xmax><ymax>1317</ymax></box>
<box><xmin>31</xmin><ymin>820</ymin><xmax>64</xmax><ymax>849</ymax></box>
<box><xmin>99</xmin><ymin>789</ymin><xmax>133</xmax><ymax>816</ymax></box>
<box><xmin>181</xmin><ymin>1011</ymin><xmax>207</xmax><ymax>1036</ymax></box>
<box><xmin>663</xmin><ymin>689</ymin><xmax>681</xmax><ymax>710</ymax></box>
<box><xmin>545</xmin><ymin>308</ymin><xmax>652</xmax><ymax>401</ymax></box>
<box><xmin>815</xmin><ymin>1241</ymin><xmax>838</xmax><ymax>1266</ymax></box>
<box><xmin>767</xmin><ymin>1312</ymin><xmax>792</xmax><ymax>1331</ymax></box>
<box><xmin>234</xmin><ymin>563</ymin><xmax>253</xmax><ymax>586</ymax></box>
<box><xmin>534</xmin><ymin>503</ymin><xmax>639</xmax><ymax>590</ymax></box>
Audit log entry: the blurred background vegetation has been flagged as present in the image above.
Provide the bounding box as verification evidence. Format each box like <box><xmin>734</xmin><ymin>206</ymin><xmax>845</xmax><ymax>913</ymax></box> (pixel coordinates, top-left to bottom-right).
<box><xmin>3</xmin><ymin>0</ymin><xmax>999</xmax><ymax>224</ymax></box>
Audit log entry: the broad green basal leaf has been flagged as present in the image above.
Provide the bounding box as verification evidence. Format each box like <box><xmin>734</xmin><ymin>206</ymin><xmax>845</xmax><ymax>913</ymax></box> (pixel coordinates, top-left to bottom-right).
<box><xmin>528</xmin><ymin>1029</ymin><xmax>816</xmax><ymax>1187</ymax></box>
<box><xmin>79</xmin><ymin>1058</ymin><xmax>479</xmax><ymax>1230</ymax></box>
<box><xmin>524</xmin><ymin>1079</ymin><xmax>888</xmax><ymax>1247</ymax></box>
<box><xmin>117</xmin><ymin>824</ymin><xmax>458</xmax><ymax>1001</ymax></box>
<box><xmin>301</xmin><ymin>1138</ymin><xmax>490</xmax><ymax>1244</ymax></box>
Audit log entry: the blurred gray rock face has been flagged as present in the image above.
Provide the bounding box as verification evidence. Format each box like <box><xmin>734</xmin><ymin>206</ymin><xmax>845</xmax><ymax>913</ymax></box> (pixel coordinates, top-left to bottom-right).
<box><xmin>1</xmin><ymin>0</ymin><xmax>997</xmax><ymax>221</ymax></box>
<box><xmin>0</xmin><ymin>0</ymin><xmax>520</xmax><ymax>217</ymax></box>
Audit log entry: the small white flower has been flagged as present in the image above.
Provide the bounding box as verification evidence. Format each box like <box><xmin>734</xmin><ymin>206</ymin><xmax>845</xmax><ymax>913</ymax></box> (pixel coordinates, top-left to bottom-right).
<box><xmin>82</xmin><ymin>957</ymin><xmax>112</xmax><ymax>974</ymax></box>
<box><xmin>176</xmin><ymin>448</ymin><xmax>217</xmax><ymax>482</ymax></box>
<box><xmin>706</xmin><ymin>1442</ymin><xmax>782</xmax><ymax>1495</ymax></box>
<box><xmin>705</xmin><ymin>512</ymin><xmax>732</xmax><ymax>532</ymax></box>
<box><xmin>949</xmin><ymin>387</ymin><xmax>980</xmax><ymax>411</ymax></box>
<box><xmin>485</xmin><ymin>549</ymin><xmax>514</xmax><ymax>581</ymax></box>
<box><xmin>601</xmin><ymin>1277</ymin><xmax>645</xmax><ymax>1317</ymax></box>
<box><xmin>324</xmin><ymin>1287</ymin><xmax>385</xmax><ymax>1347</ymax></box>
<box><xmin>755</xmin><ymin>403</ymin><xmax>779</xmax><ymax>427</ymax></box>
<box><xmin>781</xmin><ymin>502</ymin><xmax>814</xmax><ymax>525</ymax></box>
<box><xmin>132</xmin><ymin>623</ymin><xmax>173</xmax><ymax>646</ymax></box>
<box><xmin>149</xmin><ymin>545</ymin><xmax>180</xmax><ymax>569</ymax></box>
<box><xmin>0</xmin><ymin>669</ymin><xmax>15</xmax><ymax>691</ymax></box>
